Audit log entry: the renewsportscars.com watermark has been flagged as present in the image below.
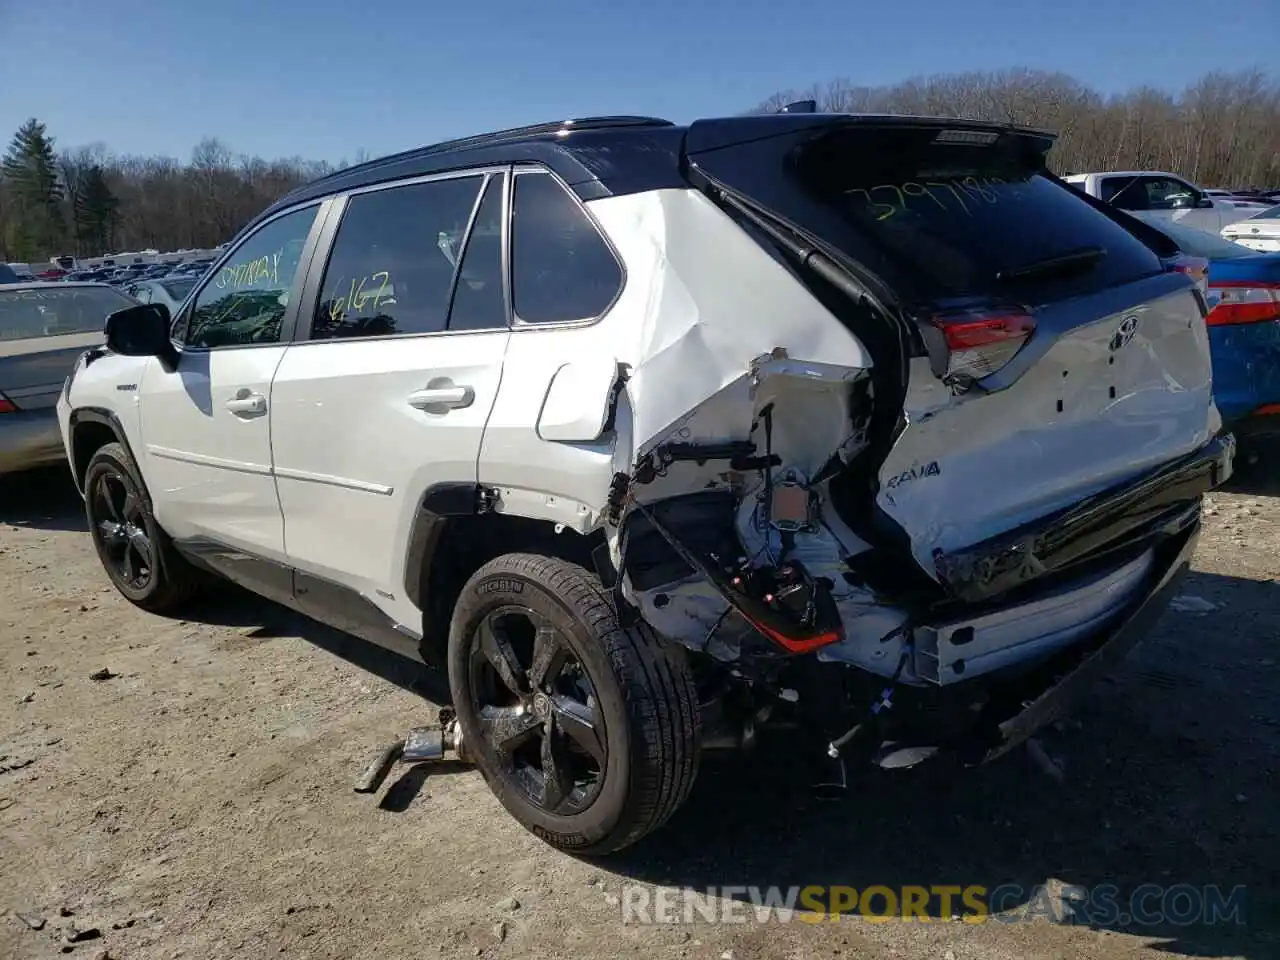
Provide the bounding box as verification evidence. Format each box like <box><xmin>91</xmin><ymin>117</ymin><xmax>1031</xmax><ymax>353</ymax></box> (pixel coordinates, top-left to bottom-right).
<box><xmin>621</xmin><ymin>883</ymin><xmax>1248</xmax><ymax>927</ymax></box>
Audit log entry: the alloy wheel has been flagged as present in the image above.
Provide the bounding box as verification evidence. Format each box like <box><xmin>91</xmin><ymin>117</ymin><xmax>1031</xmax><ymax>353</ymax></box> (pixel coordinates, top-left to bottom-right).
<box><xmin>91</xmin><ymin>470</ymin><xmax>154</xmax><ymax>591</ymax></box>
<box><xmin>469</xmin><ymin>606</ymin><xmax>607</xmax><ymax>814</ymax></box>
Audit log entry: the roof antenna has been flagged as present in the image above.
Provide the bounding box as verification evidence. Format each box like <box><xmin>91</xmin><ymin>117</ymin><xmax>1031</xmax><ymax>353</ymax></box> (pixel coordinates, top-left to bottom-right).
<box><xmin>779</xmin><ymin>99</ymin><xmax>817</xmax><ymax>114</ymax></box>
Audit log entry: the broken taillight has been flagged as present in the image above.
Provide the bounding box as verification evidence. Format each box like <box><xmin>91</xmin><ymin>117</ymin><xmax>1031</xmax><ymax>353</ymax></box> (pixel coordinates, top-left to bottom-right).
<box><xmin>1205</xmin><ymin>280</ymin><xmax>1280</xmax><ymax>326</ymax></box>
<box><xmin>0</xmin><ymin>392</ymin><xmax>16</xmax><ymax>414</ymax></box>
<box><xmin>921</xmin><ymin>304</ymin><xmax>1036</xmax><ymax>386</ymax></box>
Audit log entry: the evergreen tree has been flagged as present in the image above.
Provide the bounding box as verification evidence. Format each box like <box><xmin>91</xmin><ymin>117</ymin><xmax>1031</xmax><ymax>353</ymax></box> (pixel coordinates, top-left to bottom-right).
<box><xmin>73</xmin><ymin>165</ymin><xmax>119</xmax><ymax>253</ymax></box>
<box><xmin>1</xmin><ymin>119</ymin><xmax>65</xmax><ymax>259</ymax></box>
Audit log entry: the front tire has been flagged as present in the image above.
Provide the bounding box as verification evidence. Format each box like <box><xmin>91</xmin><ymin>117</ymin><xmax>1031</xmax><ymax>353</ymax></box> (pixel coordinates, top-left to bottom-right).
<box><xmin>84</xmin><ymin>442</ymin><xmax>201</xmax><ymax>613</ymax></box>
<box><xmin>448</xmin><ymin>553</ymin><xmax>700</xmax><ymax>855</ymax></box>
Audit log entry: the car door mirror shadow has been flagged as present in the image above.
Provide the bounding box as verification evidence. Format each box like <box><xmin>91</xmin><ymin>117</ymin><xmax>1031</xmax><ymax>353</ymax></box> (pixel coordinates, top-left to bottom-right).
<box><xmin>173</xmin><ymin>349</ymin><xmax>214</xmax><ymax>417</ymax></box>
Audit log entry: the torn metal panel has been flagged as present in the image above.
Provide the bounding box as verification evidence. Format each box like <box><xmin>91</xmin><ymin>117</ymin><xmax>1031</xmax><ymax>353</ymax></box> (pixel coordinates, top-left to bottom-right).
<box><xmin>585</xmin><ymin>189</ymin><xmax>875</xmax><ymax>457</ymax></box>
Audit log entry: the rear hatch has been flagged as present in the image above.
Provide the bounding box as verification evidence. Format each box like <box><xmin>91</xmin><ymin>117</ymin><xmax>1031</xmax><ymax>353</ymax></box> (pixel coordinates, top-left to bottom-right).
<box><xmin>683</xmin><ymin>115</ymin><xmax>1220</xmax><ymax>589</ymax></box>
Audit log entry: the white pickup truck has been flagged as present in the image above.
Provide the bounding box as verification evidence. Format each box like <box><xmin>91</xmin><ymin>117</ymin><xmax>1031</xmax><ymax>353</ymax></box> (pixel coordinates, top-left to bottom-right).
<box><xmin>1064</xmin><ymin>171</ymin><xmax>1260</xmax><ymax>235</ymax></box>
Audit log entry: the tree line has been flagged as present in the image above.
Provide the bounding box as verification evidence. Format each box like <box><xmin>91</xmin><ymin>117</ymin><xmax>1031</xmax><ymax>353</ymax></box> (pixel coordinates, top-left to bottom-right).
<box><xmin>2</xmin><ymin>67</ymin><xmax>1277</xmax><ymax>264</ymax></box>
<box><xmin>755</xmin><ymin>68</ymin><xmax>1280</xmax><ymax>188</ymax></box>
<box><xmin>0</xmin><ymin>123</ymin><xmax>359</xmax><ymax>264</ymax></box>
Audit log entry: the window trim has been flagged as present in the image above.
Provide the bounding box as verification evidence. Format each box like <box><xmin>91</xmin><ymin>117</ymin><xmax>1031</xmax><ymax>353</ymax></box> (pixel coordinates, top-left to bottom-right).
<box><xmin>291</xmin><ymin>166</ymin><xmax>511</xmax><ymax>344</ymax></box>
<box><xmin>507</xmin><ymin>165</ymin><xmax>626</xmax><ymax>332</ymax></box>
<box><xmin>443</xmin><ymin>170</ymin><xmax>512</xmax><ymax>333</ymax></box>
<box><xmin>169</xmin><ymin>198</ymin><xmax>330</xmax><ymax>354</ymax></box>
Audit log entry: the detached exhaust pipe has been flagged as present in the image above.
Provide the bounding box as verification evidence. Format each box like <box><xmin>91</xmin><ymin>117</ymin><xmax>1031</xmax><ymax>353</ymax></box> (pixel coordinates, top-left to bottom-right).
<box><xmin>352</xmin><ymin>707</ymin><xmax>472</xmax><ymax>794</ymax></box>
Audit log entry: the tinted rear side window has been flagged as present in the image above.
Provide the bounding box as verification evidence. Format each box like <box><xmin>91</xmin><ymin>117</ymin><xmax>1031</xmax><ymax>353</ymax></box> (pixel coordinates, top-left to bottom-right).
<box><xmin>792</xmin><ymin>126</ymin><xmax>1165</xmax><ymax>304</ymax></box>
<box><xmin>510</xmin><ymin>171</ymin><xmax>622</xmax><ymax>325</ymax></box>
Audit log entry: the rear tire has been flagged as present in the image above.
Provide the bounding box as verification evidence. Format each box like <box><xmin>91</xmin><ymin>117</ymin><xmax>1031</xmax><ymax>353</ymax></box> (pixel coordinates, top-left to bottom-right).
<box><xmin>448</xmin><ymin>553</ymin><xmax>700</xmax><ymax>855</ymax></box>
<box><xmin>84</xmin><ymin>442</ymin><xmax>202</xmax><ymax>613</ymax></box>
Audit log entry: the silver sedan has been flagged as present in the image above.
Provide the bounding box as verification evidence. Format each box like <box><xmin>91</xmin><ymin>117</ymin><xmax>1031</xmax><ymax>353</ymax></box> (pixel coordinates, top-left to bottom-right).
<box><xmin>0</xmin><ymin>282</ymin><xmax>139</xmax><ymax>474</ymax></box>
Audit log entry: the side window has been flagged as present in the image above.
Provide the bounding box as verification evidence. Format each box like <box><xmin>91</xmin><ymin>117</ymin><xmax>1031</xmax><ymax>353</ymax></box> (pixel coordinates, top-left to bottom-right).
<box><xmin>134</xmin><ymin>285</ymin><xmax>152</xmax><ymax>304</ymax></box>
<box><xmin>1146</xmin><ymin>177</ymin><xmax>1196</xmax><ymax>210</ymax></box>
<box><xmin>510</xmin><ymin>171</ymin><xmax>622</xmax><ymax>325</ymax></box>
<box><xmin>446</xmin><ymin>174</ymin><xmax>507</xmax><ymax>332</ymax></box>
<box><xmin>185</xmin><ymin>205</ymin><xmax>317</xmax><ymax>349</ymax></box>
<box><xmin>312</xmin><ymin>176</ymin><xmax>484</xmax><ymax>340</ymax></box>
<box><xmin>1104</xmin><ymin>177</ymin><xmax>1148</xmax><ymax>211</ymax></box>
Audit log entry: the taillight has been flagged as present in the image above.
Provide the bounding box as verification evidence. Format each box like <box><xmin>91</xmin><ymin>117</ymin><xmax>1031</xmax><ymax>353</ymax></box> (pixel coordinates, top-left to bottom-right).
<box><xmin>0</xmin><ymin>392</ymin><xmax>16</xmax><ymax>414</ymax></box>
<box><xmin>921</xmin><ymin>304</ymin><xmax>1036</xmax><ymax>385</ymax></box>
<box><xmin>1206</xmin><ymin>281</ymin><xmax>1280</xmax><ymax>326</ymax></box>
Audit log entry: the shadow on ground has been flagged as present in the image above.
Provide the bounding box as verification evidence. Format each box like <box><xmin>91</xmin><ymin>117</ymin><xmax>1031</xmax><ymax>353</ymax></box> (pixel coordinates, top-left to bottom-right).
<box><xmin>0</xmin><ymin>465</ymin><xmax>86</xmax><ymax>532</ymax></box>
<box><xmin>607</xmin><ymin>570</ymin><xmax>1279</xmax><ymax>958</ymax></box>
<box><xmin>3</xmin><ymin>463</ymin><xmax>1276</xmax><ymax>955</ymax></box>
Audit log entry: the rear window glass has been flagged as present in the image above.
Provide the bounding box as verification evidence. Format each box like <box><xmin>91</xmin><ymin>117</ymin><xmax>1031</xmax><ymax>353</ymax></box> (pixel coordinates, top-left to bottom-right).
<box><xmin>792</xmin><ymin>127</ymin><xmax>1165</xmax><ymax>304</ymax></box>
<box><xmin>0</xmin><ymin>286</ymin><xmax>133</xmax><ymax>342</ymax></box>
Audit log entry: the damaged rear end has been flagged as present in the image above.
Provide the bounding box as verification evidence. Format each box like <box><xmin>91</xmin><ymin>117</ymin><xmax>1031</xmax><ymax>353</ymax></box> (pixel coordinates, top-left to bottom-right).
<box><xmin>605</xmin><ymin>114</ymin><xmax>1231</xmax><ymax>768</ymax></box>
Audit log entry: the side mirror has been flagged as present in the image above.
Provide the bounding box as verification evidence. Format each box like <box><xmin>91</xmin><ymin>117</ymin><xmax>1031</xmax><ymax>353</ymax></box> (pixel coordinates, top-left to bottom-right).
<box><xmin>1196</xmin><ymin>197</ymin><xmax>1215</xmax><ymax>209</ymax></box>
<box><xmin>105</xmin><ymin>303</ymin><xmax>177</xmax><ymax>365</ymax></box>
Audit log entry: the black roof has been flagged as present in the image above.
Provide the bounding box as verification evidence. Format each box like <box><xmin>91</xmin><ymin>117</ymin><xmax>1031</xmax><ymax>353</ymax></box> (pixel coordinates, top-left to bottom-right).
<box><xmin>253</xmin><ymin>116</ymin><xmax>688</xmax><ymax>231</ymax></box>
<box><xmin>244</xmin><ymin>112</ymin><xmax>1056</xmax><ymax>241</ymax></box>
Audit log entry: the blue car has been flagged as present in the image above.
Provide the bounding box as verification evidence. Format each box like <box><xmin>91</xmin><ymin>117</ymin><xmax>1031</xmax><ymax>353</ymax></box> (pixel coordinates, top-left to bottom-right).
<box><xmin>1149</xmin><ymin>220</ymin><xmax>1280</xmax><ymax>451</ymax></box>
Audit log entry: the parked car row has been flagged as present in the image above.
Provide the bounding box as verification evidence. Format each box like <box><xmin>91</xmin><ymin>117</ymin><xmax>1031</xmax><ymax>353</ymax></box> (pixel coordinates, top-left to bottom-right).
<box><xmin>60</xmin><ymin>257</ymin><xmax>216</xmax><ymax>288</ymax></box>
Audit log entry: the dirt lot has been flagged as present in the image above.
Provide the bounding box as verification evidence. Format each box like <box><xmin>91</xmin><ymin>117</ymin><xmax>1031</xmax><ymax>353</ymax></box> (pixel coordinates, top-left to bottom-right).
<box><xmin>1</xmin><ymin>465</ymin><xmax>1277</xmax><ymax>960</ymax></box>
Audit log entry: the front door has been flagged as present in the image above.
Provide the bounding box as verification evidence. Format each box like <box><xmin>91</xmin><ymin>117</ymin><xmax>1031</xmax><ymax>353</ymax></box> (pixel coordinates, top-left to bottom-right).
<box><xmin>137</xmin><ymin>202</ymin><xmax>326</xmax><ymax>572</ymax></box>
<box><xmin>270</xmin><ymin>170</ymin><xmax>510</xmax><ymax>632</ymax></box>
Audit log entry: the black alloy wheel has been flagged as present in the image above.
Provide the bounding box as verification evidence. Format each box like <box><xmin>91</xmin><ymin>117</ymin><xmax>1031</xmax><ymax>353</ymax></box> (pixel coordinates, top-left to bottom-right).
<box><xmin>470</xmin><ymin>605</ymin><xmax>607</xmax><ymax>815</ymax></box>
<box><xmin>82</xmin><ymin>442</ymin><xmax>202</xmax><ymax>612</ymax></box>
<box><xmin>448</xmin><ymin>553</ymin><xmax>700</xmax><ymax>855</ymax></box>
<box><xmin>89</xmin><ymin>467</ymin><xmax>154</xmax><ymax>591</ymax></box>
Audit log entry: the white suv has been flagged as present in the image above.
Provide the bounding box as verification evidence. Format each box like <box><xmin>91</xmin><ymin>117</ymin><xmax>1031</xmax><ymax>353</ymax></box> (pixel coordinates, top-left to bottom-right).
<box><xmin>58</xmin><ymin>113</ymin><xmax>1232</xmax><ymax>855</ymax></box>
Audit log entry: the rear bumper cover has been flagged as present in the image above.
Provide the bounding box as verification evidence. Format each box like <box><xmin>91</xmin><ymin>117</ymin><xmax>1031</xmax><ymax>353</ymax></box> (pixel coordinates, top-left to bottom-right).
<box><xmin>966</xmin><ymin>516</ymin><xmax>1199</xmax><ymax>764</ymax></box>
<box><xmin>932</xmin><ymin>434</ymin><xmax>1233</xmax><ymax>604</ymax></box>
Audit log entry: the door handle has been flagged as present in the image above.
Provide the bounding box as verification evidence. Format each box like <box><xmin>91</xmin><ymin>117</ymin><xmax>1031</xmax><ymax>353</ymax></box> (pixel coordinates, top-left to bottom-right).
<box><xmin>407</xmin><ymin>384</ymin><xmax>474</xmax><ymax>413</ymax></box>
<box><xmin>225</xmin><ymin>391</ymin><xmax>267</xmax><ymax>416</ymax></box>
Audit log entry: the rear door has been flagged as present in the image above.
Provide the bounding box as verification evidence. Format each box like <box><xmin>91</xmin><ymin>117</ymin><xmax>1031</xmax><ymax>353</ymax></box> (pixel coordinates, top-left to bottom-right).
<box><xmin>684</xmin><ymin>118</ymin><xmax>1218</xmax><ymax>577</ymax></box>
<box><xmin>270</xmin><ymin>169</ymin><xmax>511</xmax><ymax>634</ymax></box>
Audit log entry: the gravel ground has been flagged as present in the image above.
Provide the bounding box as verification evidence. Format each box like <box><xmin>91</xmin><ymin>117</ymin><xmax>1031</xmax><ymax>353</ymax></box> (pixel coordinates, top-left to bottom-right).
<box><xmin>1</xmin><ymin>464</ymin><xmax>1276</xmax><ymax>960</ymax></box>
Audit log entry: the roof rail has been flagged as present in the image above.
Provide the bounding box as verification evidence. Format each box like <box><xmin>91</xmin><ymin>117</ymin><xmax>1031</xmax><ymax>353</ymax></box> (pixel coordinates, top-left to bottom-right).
<box><xmin>415</xmin><ymin>115</ymin><xmax>674</xmax><ymax>157</ymax></box>
<box><xmin>303</xmin><ymin>115</ymin><xmax>674</xmax><ymax>192</ymax></box>
<box><xmin>778</xmin><ymin>99</ymin><xmax>817</xmax><ymax>114</ymax></box>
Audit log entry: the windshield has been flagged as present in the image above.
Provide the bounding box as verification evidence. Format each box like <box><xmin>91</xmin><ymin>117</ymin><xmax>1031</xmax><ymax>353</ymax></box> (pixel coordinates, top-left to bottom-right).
<box><xmin>1154</xmin><ymin>221</ymin><xmax>1256</xmax><ymax>260</ymax></box>
<box><xmin>0</xmin><ymin>286</ymin><xmax>134</xmax><ymax>342</ymax></box>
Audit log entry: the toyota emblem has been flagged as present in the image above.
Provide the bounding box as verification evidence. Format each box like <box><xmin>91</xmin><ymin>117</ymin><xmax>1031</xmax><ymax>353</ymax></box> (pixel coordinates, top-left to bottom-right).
<box><xmin>1109</xmin><ymin>314</ymin><xmax>1141</xmax><ymax>352</ymax></box>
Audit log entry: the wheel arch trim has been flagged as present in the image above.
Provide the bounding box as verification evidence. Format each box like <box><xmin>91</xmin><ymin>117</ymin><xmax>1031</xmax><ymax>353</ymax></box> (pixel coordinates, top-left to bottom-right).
<box><xmin>67</xmin><ymin>407</ymin><xmax>138</xmax><ymax>495</ymax></box>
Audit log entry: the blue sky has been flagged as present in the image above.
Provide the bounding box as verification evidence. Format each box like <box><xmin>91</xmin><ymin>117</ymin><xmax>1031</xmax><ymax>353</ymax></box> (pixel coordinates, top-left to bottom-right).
<box><xmin>1</xmin><ymin>0</ymin><xmax>1275</xmax><ymax>165</ymax></box>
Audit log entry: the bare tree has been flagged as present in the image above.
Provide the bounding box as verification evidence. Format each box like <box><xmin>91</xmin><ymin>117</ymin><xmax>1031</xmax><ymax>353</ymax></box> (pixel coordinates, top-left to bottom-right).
<box><xmin>750</xmin><ymin>68</ymin><xmax>1280</xmax><ymax>187</ymax></box>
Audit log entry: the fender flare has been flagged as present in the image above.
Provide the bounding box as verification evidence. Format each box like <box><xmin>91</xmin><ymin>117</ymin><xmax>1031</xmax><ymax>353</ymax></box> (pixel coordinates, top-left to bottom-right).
<box><xmin>401</xmin><ymin>482</ymin><xmax>495</xmax><ymax>610</ymax></box>
<box><xmin>67</xmin><ymin>407</ymin><xmax>137</xmax><ymax>493</ymax></box>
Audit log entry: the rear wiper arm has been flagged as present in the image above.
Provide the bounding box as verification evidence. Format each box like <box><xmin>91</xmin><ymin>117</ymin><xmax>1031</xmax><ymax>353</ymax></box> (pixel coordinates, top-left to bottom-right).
<box><xmin>996</xmin><ymin>245</ymin><xmax>1107</xmax><ymax>284</ymax></box>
